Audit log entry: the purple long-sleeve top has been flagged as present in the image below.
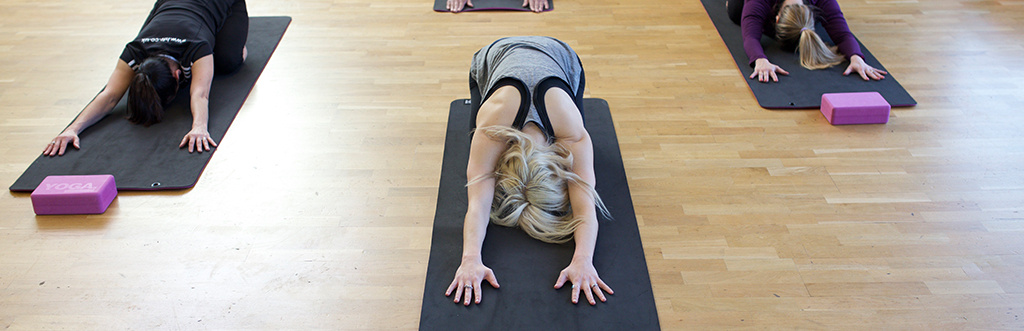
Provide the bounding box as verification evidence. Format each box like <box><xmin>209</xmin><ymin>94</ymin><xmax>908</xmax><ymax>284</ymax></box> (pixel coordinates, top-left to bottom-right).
<box><xmin>741</xmin><ymin>0</ymin><xmax>863</xmax><ymax>66</ymax></box>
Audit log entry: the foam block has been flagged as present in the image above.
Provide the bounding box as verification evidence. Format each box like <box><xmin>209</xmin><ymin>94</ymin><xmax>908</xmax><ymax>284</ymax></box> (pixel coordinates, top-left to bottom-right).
<box><xmin>821</xmin><ymin>92</ymin><xmax>891</xmax><ymax>125</ymax></box>
<box><xmin>31</xmin><ymin>175</ymin><xmax>117</xmax><ymax>215</ymax></box>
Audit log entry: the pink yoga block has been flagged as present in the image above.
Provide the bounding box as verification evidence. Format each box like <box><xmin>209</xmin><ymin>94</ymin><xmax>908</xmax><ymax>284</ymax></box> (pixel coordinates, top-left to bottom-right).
<box><xmin>821</xmin><ymin>92</ymin><xmax>891</xmax><ymax>125</ymax></box>
<box><xmin>31</xmin><ymin>175</ymin><xmax>117</xmax><ymax>215</ymax></box>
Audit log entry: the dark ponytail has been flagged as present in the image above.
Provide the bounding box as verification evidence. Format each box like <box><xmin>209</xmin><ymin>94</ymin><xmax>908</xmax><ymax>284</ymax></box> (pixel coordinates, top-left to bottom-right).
<box><xmin>126</xmin><ymin>56</ymin><xmax>177</xmax><ymax>126</ymax></box>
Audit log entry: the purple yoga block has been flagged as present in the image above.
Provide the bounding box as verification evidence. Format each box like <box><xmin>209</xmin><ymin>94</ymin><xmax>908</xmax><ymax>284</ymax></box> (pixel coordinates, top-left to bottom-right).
<box><xmin>821</xmin><ymin>92</ymin><xmax>891</xmax><ymax>125</ymax></box>
<box><xmin>31</xmin><ymin>175</ymin><xmax>117</xmax><ymax>215</ymax></box>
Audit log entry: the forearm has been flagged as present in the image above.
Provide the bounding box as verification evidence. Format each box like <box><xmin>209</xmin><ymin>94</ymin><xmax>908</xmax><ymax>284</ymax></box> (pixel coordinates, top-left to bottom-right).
<box><xmin>829</xmin><ymin>28</ymin><xmax>862</xmax><ymax>60</ymax></box>
<box><xmin>462</xmin><ymin>132</ymin><xmax>503</xmax><ymax>264</ymax></box>
<box><xmin>740</xmin><ymin>0</ymin><xmax>772</xmax><ymax>66</ymax></box>
<box><xmin>743</xmin><ymin>38</ymin><xmax>768</xmax><ymax>67</ymax></box>
<box><xmin>66</xmin><ymin>91</ymin><xmax>120</xmax><ymax>134</ymax></box>
<box><xmin>189</xmin><ymin>55</ymin><xmax>215</xmax><ymax>131</ymax></box>
<box><xmin>742</xmin><ymin>32</ymin><xmax>768</xmax><ymax>66</ymax></box>
<box><xmin>835</xmin><ymin>39</ymin><xmax>863</xmax><ymax>60</ymax></box>
<box><xmin>462</xmin><ymin>176</ymin><xmax>495</xmax><ymax>263</ymax></box>
<box><xmin>571</xmin><ymin>214</ymin><xmax>598</xmax><ymax>263</ymax></box>
<box><xmin>461</xmin><ymin>195</ymin><xmax>491</xmax><ymax>263</ymax></box>
<box><xmin>563</xmin><ymin>132</ymin><xmax>600</xmax><ymax>262</ymax></box>
<box><xmin>189</xmin><ymin>94</ymin><xmax>210</xmax><ymax>130</ymax></box>
<box><xmin>818</xmin><ymin>0</ymin><xmax>863</xmax><ymax>59</ymax></box>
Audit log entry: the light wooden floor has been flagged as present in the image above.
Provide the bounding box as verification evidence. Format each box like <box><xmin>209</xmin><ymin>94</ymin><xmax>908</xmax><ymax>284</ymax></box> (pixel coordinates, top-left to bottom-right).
<box><xmin>2</xmin><ymin>0</ymin><xmax>1023</xmax><ymax>329</ymax></box>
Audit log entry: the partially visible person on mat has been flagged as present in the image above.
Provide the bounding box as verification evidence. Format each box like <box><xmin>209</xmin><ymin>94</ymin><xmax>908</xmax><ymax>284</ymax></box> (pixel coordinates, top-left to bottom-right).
<box><xmin>43</xmin><ymin>0</ymin><xmax>248</xmax><ymax>156</ymax></box>
<box><xmin>446</xmin><ymin>0</ymin><xmax>548</xmax><ymax>13</ymax></box>
<box><xmin>726</xmin><ymin>0</ymin><xmax>887</xmax><ymax>83</ymax></box>
<box><xmin>445</xmin><ymin>36</ymin><xmax>614</xmax><ymax>306</ymax></box>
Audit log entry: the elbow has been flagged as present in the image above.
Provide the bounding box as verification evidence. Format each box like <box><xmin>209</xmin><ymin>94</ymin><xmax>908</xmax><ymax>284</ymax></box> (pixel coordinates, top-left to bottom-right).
<box><xmin>560</xmin><ymin>128</ymin><xmax>591</xmax><ymax>146</ymax></box>
<box><xmin>96</xmin><ymin>89</ymin><xmax>122</xmax><ymax>108</ymax></box>
<box><xmin>189</xmin><ymin>90</ymin><xmax>211</xmax><ymax>110</ymax></box>
<box><xmin>466</xmin><ymin>169</ymin><xmax>493</xmax><ymax>186</ymax></box>
<box><xmin>577</xmin><ymin>215</ymin><xmax>598</xmax><ymax>227</ymax></box>
<box><xmin>192</xmin><ymin>89</ymin><xmax>210</xmax><ymax>102</ymax></box>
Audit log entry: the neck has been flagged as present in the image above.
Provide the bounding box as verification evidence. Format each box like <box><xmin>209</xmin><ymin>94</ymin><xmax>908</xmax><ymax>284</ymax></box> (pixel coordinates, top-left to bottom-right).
<box><xmin>521</xmin><ymin>123</ymin><xmax>549</xmax><ymax>146</ymax></box>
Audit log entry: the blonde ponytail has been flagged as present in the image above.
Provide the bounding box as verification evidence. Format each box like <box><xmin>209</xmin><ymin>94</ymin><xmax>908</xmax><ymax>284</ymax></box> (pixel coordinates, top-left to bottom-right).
<box><xmin>776</xmin><ymin>4</ymin><xmax>844</xmax><ymax>70</ymax></box>
<box><xmin>470</xmin><ymin>126</ymin><xmax>609</xmax><ymax>244</ymax></box>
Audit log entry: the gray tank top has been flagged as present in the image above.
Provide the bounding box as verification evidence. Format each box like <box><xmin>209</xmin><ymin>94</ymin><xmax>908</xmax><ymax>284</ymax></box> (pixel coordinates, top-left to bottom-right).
<box><xmin>470</xmin><ymin>36</ymin><xmax>582</xmax><ymax>139</ymax></box>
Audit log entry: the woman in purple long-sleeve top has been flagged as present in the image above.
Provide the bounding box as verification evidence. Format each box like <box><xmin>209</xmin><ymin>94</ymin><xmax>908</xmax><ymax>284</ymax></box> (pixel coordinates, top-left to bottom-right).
<box><xmin>726</xmin><ymin>0</ymin><xmax>888</xmax><ymax>83</ymax></box>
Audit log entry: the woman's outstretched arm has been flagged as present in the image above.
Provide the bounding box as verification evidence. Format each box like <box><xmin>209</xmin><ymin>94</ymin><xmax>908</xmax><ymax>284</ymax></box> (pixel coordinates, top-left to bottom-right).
<box><xmin>445</xmin><ymin>130</ymin><xmax>503</xmax><ymax>305</ymax></box>
<box><xmin>545</xmin><ymin>88</ymin><xmax>614</xmax><ymax>305</ymax></box>
<box><xmin>180</xmin><ymin>55</ymin><xmax>218</xmax><ymax>153</ymax></box>
<box><xmin>445</xmin><ymin>85</ymin><xmax>521</xmax><ymax>305</ymax></box>
<box><xmin>740</xmin><ymin>0</ymin><xmax>790</xmax><ymax>82</ymax></box>
<box><xmin>44</xmin><ymin>59</ymin><xmax>134</xmax><ymax>156</ymax></box>
<box><xmin>812</xmin><ymin>0</ymin><xmax>885</xmax><ymax>80</ymax></box>
<box><xmin>740</xmin><ymin>0</ymin><xmax>773</xmax><ymax>67</ymax></box>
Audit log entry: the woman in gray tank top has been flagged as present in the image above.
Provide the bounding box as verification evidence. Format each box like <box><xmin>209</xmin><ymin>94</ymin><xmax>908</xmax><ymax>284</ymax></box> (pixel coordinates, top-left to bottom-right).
<box><xmin>446</xmin><ymin>36</ymin><xmax>614</xmax><ymax>306</ymax></box>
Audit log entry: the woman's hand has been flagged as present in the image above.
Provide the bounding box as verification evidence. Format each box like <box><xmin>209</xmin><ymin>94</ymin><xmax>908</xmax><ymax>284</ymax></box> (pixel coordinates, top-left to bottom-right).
<box><xmin>43</xmin><ymin>60</ymin><xmax>133</xmax><ymax>157</ymax></box>
<box><xmin>179</xmin><ymin>127</ymin><xmax>218</xmax><ymax>153</ymax></box>
<box><xmin>522</xmin><ymin>0</ymin><xmax>548</xmax><ymax>12</ymax></box>
<box><xmin>844</xmin><ymin>55</ymin><xmax>887</xmax><ymax>81</ymax></box>
<box><xmin>446</xmin><ymin>0</ymin><xmax>473</xmax><ymax>12</ymax></box>
<box><xmin>43</xmin><ymin>130</ymin><xmax>80</xmax><ymax>156</ymax></box>
<box><xmin>750</xmin><ymin>58</ymin><xmax>789</xmax><ymax>83</ymax></box>
<box><xmin>446</xmin><ymin>260</ymin><xmax>500</xmax><ymax>305</ymax></box>
<box><xmin>554</xmin><ymin>258</ymin><xmax>613</xmax><ymax>305</ymax></box>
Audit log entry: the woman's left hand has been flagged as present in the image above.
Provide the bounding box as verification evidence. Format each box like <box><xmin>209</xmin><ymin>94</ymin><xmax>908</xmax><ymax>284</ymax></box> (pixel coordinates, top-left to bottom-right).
<box><xmin>522</xmin><ymin>0</ymin><xmax>548</xmax><ymax>12</ymax></box>
<box><xmin>553</xmin><ymin>259</ymin><xmax>613</xmax><ymax>305</ymax></box>
<box><xmin>179</xmin><ymin>127</ymin><xmax>218</xmax><ymax>153</ymax></box>
<box><xmin>844</xmin><ymin>55</ymin><xmax>888</xmax><ymax>81</ymax></box>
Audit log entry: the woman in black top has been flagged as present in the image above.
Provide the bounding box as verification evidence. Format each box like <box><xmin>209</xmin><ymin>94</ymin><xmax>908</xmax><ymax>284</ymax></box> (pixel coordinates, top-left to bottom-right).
<box><xmin>43</xmin><ymin>0</ymin><xmax>248</xmax><ymax>156</ymax></box>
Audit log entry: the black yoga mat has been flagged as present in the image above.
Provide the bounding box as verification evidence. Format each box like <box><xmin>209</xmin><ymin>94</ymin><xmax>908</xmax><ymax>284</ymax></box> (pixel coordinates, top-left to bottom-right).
<box><xmin>433</xmin><ymin>0</ymin><xmax>553</xmax><ymax>12</ymax></box>
<box><xmin>701</xmin><ymin>0</ymin><xmax>915</xmax><ymax>109</ymax></box>
<box><xmin>419</xmin><ymin>99</ymin><xmax>659</xmax><ymax>330</ymax></box>
<box><xmin>10</xmin><ymin>16</ymin><xmax>291</xmax><ymax>192</ymax></box>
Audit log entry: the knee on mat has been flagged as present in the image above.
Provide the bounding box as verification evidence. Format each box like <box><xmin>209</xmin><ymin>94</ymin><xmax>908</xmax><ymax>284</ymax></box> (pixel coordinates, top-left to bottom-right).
<box><xmin>214</xmin><ymin>54</ymin><xmax>245</xmax><ymax>74</ymax></box>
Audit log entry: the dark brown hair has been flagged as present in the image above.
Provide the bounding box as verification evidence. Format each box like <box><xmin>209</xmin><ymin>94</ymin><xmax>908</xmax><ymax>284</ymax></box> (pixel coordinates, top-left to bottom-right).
<box><xmin>126</xmin><ymin>57</ymin><xmax>178</xmax><ymax>126</ymax></box>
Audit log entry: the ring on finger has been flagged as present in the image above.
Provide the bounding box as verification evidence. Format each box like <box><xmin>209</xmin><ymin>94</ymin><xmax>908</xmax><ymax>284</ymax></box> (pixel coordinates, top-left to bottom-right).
<box><xmin>571</xmin><ymin>284</ymin><xmax>578</xmax><ymax>289</ymax></box>
<box><xmin>591</xmin><ymin>284</ymin><xmax>599</xmax><ymax>288</ymax></box>
<box><xmin>464</xmin><ymin>285</ymin><xmax>472</xmax><ymax>289</ymax></box>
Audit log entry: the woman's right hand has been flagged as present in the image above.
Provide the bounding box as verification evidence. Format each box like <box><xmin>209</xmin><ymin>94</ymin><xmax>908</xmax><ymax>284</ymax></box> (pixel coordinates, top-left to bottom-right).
<box><xmin>750</xmin><ymin>58</ymin><xmax>789</xmax><ymax>83</ymax></box>
<box><xmin>445</xmin><ymin>260</ymin><xmax>499</xmax><ymax>305</ymax></box>
<box><xmin>43</xmin><ymin>130</ymin><xmax>80</xmax><ymax>156</ymax></box>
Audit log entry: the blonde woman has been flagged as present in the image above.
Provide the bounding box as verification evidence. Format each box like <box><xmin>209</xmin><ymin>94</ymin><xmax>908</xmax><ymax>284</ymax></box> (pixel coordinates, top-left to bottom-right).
<box><xmin>445</xmin><ymin>36</ymin><xmax>613</xmax><ymax>306</ymax></box>
<box><xmin>726</xmin><ymin>0</ymin><xmax>887</xmax><ymax>83</ymax></box>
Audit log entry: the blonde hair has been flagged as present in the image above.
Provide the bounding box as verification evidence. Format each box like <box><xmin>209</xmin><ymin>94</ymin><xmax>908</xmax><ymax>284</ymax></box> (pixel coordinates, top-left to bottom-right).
<box><xmin>470</xmin><ymin>126</ymin><xmax>609</xmax><ymax>244</ymax></box>
<box><xmin>776</xmin><ymin>4</ymin><xmax>845</xmax><ymax>70</ymax></box>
